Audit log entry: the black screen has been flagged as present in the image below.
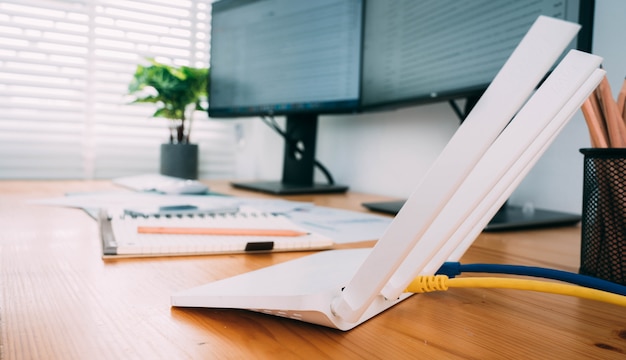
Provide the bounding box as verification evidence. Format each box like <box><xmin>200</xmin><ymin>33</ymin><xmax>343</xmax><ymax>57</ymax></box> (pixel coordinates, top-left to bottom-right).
<box><xmin>361</xmin><ymin>0</ymin><xmax>594</xmax><ymax>110</ymax></box>
<box><xmin>209</xmin><ymin>0</ymin><xmax>362</xmax><ymax>117</ymax></box>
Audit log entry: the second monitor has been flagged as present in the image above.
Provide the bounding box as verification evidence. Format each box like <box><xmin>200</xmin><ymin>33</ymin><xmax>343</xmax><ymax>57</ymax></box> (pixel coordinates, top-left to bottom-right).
<box><xmin>360</xmin><ymin>0</ymin><xmax>593</xmax><ymax>230</ymax></box>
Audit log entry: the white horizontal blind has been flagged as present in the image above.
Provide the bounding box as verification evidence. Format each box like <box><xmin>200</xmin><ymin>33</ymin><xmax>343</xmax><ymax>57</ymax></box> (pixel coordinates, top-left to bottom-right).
<box><xmin>0</xmin><ymin>0</ymin><xmax>237</xmax><ymax>180</ymax></box>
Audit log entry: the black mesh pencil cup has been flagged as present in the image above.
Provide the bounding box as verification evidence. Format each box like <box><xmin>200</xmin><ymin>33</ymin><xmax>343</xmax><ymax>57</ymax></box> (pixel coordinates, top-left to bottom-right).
<box><xmin>580</xmin><ymin>148</ymin><xmax>626</xmax><ymax>285</ymax></box>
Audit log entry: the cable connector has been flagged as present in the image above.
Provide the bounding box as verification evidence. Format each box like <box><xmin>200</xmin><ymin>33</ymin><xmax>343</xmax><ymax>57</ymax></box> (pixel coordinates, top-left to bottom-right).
<box><xmin>405</xmin><ymin>275</ymin><xmax>449</xmax><ymax>293</ymax></box>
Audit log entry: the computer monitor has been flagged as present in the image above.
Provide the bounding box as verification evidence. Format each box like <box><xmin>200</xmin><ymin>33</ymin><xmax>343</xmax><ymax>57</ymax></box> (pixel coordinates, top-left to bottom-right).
<box><xmin>361</xmin><ymin>0</ymin><xmax>594</xmax><ymax>112</ymax></box>
<box><xmin>208</xmin><ymin>0</ymin><xmax>363</xmax><ymax>194</ymax></box>
<box><xmin>360</xmin><ymin>0</ymin><xmax>595</xmax><ymax>231</ymax></box>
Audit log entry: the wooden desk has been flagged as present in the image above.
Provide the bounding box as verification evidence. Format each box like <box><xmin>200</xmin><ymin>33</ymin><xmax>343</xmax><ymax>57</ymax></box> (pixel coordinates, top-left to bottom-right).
<box><xmin>1</xmin><ymin>180</ymin><xmax>625</xmax><ymax>359</ymax></box>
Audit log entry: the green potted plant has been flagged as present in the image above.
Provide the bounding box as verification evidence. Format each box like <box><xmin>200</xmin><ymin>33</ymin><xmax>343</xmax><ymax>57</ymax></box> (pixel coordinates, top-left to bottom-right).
<box><xmin>127</xmin><ymin>58</ymin><xmax>209</xmax><ymax>179</ymax></box>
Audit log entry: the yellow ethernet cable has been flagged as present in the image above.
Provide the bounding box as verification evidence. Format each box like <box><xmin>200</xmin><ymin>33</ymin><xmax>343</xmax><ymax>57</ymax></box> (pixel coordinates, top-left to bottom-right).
<box><xmin>406</xmin><ymin>275</ymin><xmax>626</xmax><ymax>307</ymax></box>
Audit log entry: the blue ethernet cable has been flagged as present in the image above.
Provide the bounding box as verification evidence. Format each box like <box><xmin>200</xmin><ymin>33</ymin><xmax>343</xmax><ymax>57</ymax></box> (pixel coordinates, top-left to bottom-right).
<box><xmin>436</xmin><ymin>262</ymin><xmax>626</xmax><ymax>296</ymax></box>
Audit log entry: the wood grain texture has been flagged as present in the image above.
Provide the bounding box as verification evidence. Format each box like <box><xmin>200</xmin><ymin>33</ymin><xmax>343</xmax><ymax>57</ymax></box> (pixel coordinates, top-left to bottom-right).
<box><xmin>1</xmin><ymin>180</ymin><xmax>625</xmax><ymax>359</ymax></box>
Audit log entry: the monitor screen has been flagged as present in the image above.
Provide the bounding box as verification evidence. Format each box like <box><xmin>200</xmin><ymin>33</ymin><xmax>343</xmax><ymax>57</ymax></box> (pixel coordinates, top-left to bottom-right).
<box><xmin>360</xmin><ymin>0</ymin><xmax>594</xmax><ymax>110</ymax></box>
<box><xmin>209</xmin><ymin>0</ymin><xmax>363</xmax><ymax>117</ymax></box>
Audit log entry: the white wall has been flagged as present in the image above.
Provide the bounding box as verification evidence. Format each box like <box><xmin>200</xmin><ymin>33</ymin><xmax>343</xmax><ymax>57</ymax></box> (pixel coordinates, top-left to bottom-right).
<box><xmin>316</xmin><ymin>103</ymin><xmax>459</xmax><ymax>197</ymax></box>
<box><xmin>234</xmin><ymin>1</ymin><xmax>626</xmax><ymax>214</ymax></box>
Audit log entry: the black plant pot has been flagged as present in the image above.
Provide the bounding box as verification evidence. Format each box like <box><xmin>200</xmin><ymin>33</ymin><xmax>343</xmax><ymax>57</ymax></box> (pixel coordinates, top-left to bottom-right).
<box><xmin>160</xmin><ymin>143</ymin><xmax>199</xmax><ymax>179</ymax></box>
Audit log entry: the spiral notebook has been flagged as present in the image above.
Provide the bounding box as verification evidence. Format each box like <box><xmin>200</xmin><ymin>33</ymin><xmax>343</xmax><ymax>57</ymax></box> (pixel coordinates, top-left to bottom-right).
<box><xmin>98</xmin><ymin>209</ymin><xmax>334</xmax><ymax>258</ymax></box>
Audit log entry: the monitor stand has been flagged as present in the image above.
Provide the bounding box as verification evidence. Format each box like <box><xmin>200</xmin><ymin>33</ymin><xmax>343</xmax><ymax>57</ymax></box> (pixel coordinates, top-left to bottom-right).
<box><xmin>231</xmin><ymin>114</ymin><xmax>348</xmax><ymax>195</ymax></box>
<box><xmin>361</xmin><ymin>200</ymin><xmax>580</xmax><ymax>231</ymax></box>
<box><xmin>232</xmin><ymin>181</ymin><xmax>348</xmax><ymax>195</ymax></box>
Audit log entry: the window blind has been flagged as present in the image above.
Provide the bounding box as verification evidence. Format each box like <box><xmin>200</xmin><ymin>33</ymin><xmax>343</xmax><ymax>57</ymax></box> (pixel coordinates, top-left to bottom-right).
<box><xmin>0</xmin><ymin>0</ymin><xmax>237</xmax><ymax>180</ymax></box>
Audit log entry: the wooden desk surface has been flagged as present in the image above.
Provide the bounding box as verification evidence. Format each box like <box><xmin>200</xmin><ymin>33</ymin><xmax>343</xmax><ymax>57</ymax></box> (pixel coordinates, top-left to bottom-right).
<box><xmin>1</xmin><ymin>180</ymin><xmax>625</xmax><ymax>359</ymax></box>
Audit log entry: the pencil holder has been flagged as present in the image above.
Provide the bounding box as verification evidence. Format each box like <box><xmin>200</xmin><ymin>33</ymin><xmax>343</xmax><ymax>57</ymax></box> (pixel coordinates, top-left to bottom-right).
<box><xmin>580</xmin><ymin>148</ymin><xmax>626</xmax><ymax>285</ymax></box>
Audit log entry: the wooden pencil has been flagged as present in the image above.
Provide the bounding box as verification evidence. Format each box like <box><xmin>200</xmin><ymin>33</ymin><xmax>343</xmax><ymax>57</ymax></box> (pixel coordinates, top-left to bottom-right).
<box><xmin>597</xmin><ymin>76</ymin><xmax>626</xmax><ymax>147</ymax></box>
<box><xmin>588</xmin><ymin>89</ymin><xmax>610</xmax><ymax>147</ymax></box>
<box><xmin>137</xmin><ymin>226</ymin><xmax>308</xmax><ymax>237</ymax></box>
<box><xmin>617</xmin><ymin>77</ymin><xmax>626</xmax><ymax>122</ymax></box>
<box><xmin>581</xmin><ymin>97</ymin><xmax>608</xmax><ymax>148</ymax></box>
